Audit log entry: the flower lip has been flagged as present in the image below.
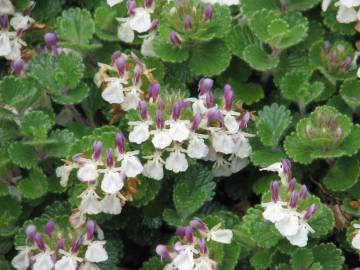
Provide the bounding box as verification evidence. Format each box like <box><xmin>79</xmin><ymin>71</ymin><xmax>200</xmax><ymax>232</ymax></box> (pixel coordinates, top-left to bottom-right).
<box><xmin>57</xmin><ymin>238</ymin><xmax>65</xmax><ymax>250</ymax></box>
<box><xmin>199</xmin><ymin>238</ymin><xmax>208</xmax><ymax>254</ymax></box>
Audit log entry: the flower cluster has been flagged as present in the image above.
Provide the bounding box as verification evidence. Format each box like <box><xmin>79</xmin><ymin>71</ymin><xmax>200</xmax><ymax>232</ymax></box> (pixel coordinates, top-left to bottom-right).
<box><xmin>261</xmin><ymin>160</ymin><xmax>318</xmax><ymax>247</ymax></box>
<box><xmin>0</xmin><ymin>0</ymin><xmax>34</xmax><ymax>61</ymax></box>
<box><xmin>200</xmin><ymin>0</ymin><xmax>239</xmax><ymax>6</ymax></box>
<box><xmin>128</xmin><ymin>78</ymin><xmax>253</xmax><ymax>178</ymax></box>
<box><xmin>56</xmin><ymin>133</ymin><xmax>142</xmax><ymax>218</ymax></box>
<box><xmin>11</xmin><ymin>219</ymin><xmax>108</xmax><ymax>270</ymax></box>
<box><xmin>95</xmin><ymin>51</ymin><xmax>157</xmax><ymax>112</ymax></box>
<box><xmin>322</xmin><ymin>0</ymin><xmax>360</xmax><ymax>24</ymax></box>
<box><xmin>156</xmin><ymin>218</ymin><xmax>233</xmax><ymax>270</ymax></box>
<box><xmin>352</xmin><ymin>224</ymin><xmax>360</xmax><ymax>250</ymax></box>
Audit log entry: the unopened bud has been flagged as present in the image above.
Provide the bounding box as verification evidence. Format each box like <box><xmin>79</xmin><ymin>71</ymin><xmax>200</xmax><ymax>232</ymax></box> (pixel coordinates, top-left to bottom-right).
<box><xmin>185</xmin><ymin>15</ymin><xmax>192</xmax><ymax>30</ymax></box>
<box><xmin>204</xmin><ymin>5</ymin><xmax>213</xmax><ymax>21</ymax></box>
<box><xmin>170</xmin><ymin>31</ymin><xmax>181</xmax><ymax>45</ymax></box>
<box><xmin>303</xmin><ymin>204</ymin><xmax>317</xmax><ymax>220</ymax></box>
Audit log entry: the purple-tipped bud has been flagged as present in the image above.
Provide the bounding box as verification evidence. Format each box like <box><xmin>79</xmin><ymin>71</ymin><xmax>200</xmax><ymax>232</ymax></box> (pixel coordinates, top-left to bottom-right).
<box><xmin>205</xmin><ymin>91</ymin><xmax>215</xmax><ymax>108</ymax></box>
<box><xmin>115</xmin><ymin>56</ymin><xmax>127</xmax><ymax>77</ymax></box>
<box><xmin>306</xmin><ymin>125</ymin><xmax>313</xmax><ymax>138</ymax></box>
<box><xmin>156</xmin><ymin>245</ymin><xmax>172</xmax><ymax>260</ymax></box>
<box><xmin>341</xmin><ymin>57</ymin><xmax>352</xmax><ymax>70</ymax></box>
<box><xmin>158</xmin><ymin>98</ymin><xmax>165</xmax><ymax>110</ymax></box>
<box><xmin>138</xmin><ymin>101</ymin><xmax>148</xmax><ymax>121</ymax></box>
<box><xmin>44</xmin><ymin>32</ymin><xmax>58</xmax><ymax>55</ymax></box>
<box><xmin>150</xmin><ymin>19</ymin><xmax>159</xmax><ymax>31</ymax></box>
<box><xmin>299</xmin><ymin>185</ymin><xmax>308</xmax><ymax>200</ymax></box>
<box><xmin>172</xmin><ymin>101</ymin><xmax>182</xmax><ymax>120</ymax></box>
<box><xmin>57</xmin><ymin>239</ymin><xmax>65</xmax><ymax>250</ymax></box>
<box><xmin>86</xmin><ymin>220</ymin><xmax>97</xmax><ymax>240</ymax></box>
<box><xmin>185</xmin><ymin>15</ymin><xmax>192</xmax><ymax>30</ymax></box>
<box><xmin>116</xmin><ymin>133</ymin><xmax>126</xmax><ymax>154</ymax></box>
<box><xmin>282</xmin><ymin>159</ymin><xmax>292</xmax><ymax>181</ymax></box>
<box><xmin>45</xmin><ymin>220</ymin><xmax>55</xmax><ymax>237</ymax></box>
<box><xmin>289</xmin><ymin>191</ymin><xmax>299</xmax><ymax>209</ymax></box>
<box><xmin>191</xmin><ymin>113</ymin><xmax>202</xmax><ymax>131</ymax></box>
<box><xmin>198</xmin><ymin>78</ymin><xmax>214</xmax><ymax>95</ymax></box>
<box><xmin>170</xmin><ymin>31</ymin><xmax>181</xmax><ymax>45</ymax></box>
<box><xmin>144</xmin><ymin>0</ymin><xmax>154</xmax><ymax>9</ymax></box>
<box><xmin>106</xmin><ymin>148</ymin><xmax>114</xmax><ymax>167</ymax></box>
<box><xmin>324</xmin><ymin>41</ymin><xmax>331</xmax><ymax>54</ymax></box>
<box><xmin>176</xmin><ymin>226</ymin><xmax>186</xmax><ymax>238</ymax></box>
<box><xmin>184</xmin><ymin>226</ymin><xmax>194</xmax><ymax>244</ymax></box>
<box><xmin>26</xmin><ymin>224</ymin><xmax>37</xmax><ymax>242</ymax></box>
<box><xmin>92</xmin><ymin>141</ymin><xmax>103</xmax><ymax>161</ymax></box>
<box><xmin>271</xmin><ymin>181</ymin><xmax>279</xmax><ymax>203</ymax></box>
<box><xmin>239</xmin><ymin>111</ymin><xmax>250</xmax><ymax>129</ymax></box>
<box><xmin>303</xmin><ymin>204</ymin><xmax>317</xmax><ymax>220</ymax></box>
<box><xmin>331</xmin><ymin>50</ymin><xmax>337</xmax><ymax>63</ymax></box>
<box><xmin>111</xmin><ymin>51</ymin><xmax>121</xmax><ymax>62</ymax></box>
<box><xmin>34</xmin><ymin>232</ymin><xmax>46</xmax><ymax>251</ymax></box>
<box><xmin>181</xmin><ymin>100</ymin><xmax>190</xmax><ymax>110</ymax></box>
<box><xmin>204</xmin><ymin>5</ymin><xmax>213</xmax><ymax>21</ymax></box>
<box><xmin>127</xmin><ymin>0</ymin><xmax>137</xmax><ymax>15</ymax></box>
<box><xmin>207</xmin><ymin>108</ymin><xmax>224</xmax><ymax>127</ymax></box>
<box><xmin>156</xmin><ymin>110</ymin><xmax>165</xmax><ymax>129</ymax></box>
<box><xmin>71</xmin><ymin>237</ymin><xmax>83</xmax><ymax>254</ymax></box>
<box><xmin>199</xmin><ymin>239</ymin><xmax>208</xmax><ymax>254</ymax></box>
<box><xmin>190</xmin><ymin>219</ymin><xmax>208</xmax><ymax>231</ymax></box>
<box><xmin>288</xmin><ymin>178</ymin><xmax>297</xmax><ymax>192</ymax></box>
<box><xmin>148</xmin><ymin>82</ymin><xmax>160</xmax><ymax>102</ymax></box>
<box><xmin>224</xmin><ymin>84</ymin><xmax>234</xmax><ymax>111</ymax></box>
<box><xmin>51</xmin><ymin>254</ymin><xmax>57</xmax><ymax>264</ymax></box>
<box><xmin>11</xmin><ymin>58</ymin><xmax>27</xmax><ymax>76</ymax></box>
<box><xmin>0</xmin><ymin>15</ymin><xmax>9</xmax><ymax>29</ymax></box>
<box><xmin>133</xmin><ymin>64</ymin><xmax>143</xmax><ymax>86</ymax></box>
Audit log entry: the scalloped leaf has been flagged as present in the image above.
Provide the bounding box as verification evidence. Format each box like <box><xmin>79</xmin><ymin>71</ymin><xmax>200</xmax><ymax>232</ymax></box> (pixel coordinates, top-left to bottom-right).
<box><xmin>230</xmin><ymin>81</ymin><xmax>264</xmax><ymax>105</ymax></box>
<box><xmin>0</xmin><ymin>196</ymin><xmax>22</xmax><ymax>237</ymax></box>
<box><xmin>18</xmin><ymin>168</ymin><xmax>48</xmax><ymax>199</ymax></box>
<box><xmin>52</xmin><ymin>82</ymin><xmax>90</xmax><ymax>105</ymax></box>
<box><xmin>44</xmin><ymin>129</ymin><xmax>75</xmax><ymax>158</ymax></box>
<box><xmin>250</xmin><ymin>248</ymin><xmax>275</xmax><ymax>270</ymax></box>
<box><xmin>226</xmin><ymin>25</ymin><xmax>261</xmax><ymax>59</ymax></box>
<box><xmin>8</xmin><ymin>142</ymin><xmax>38</xmax><ymax>169</ymax></box>
<box><xmin>243</xmin><ymin>44</ymin><xmax>279</xmax><ymax>71</ymax></box>
<box><xmin>141</xmin><ymin>256</ymin><xmax>164</xmax><ymax>270</ymax></box>
<box><xmin>313</xmin><ymin>243</ymin><xmax>344</xmax><ymax>270</ymax></box>
<box><xmin>153</xmin><ymin>35</ymin><xmax>189</xmax><ymax>63</ymax></box>
<box><xmin>188</xmin><ymin>40</ymin><xmax>231</xmax><ymax>76</ymax></box>
<box><xmin>291</xmin><ymin>248</ymin><xmax>314</xmax><ymax>270</ymax></box>
<box><xmin>340</xmin><ymin>79</ymin><xmax>360</xmax><ymax>109</ymax></box>
<box><xmin>322</xmin><ymin>6</ymin><xmax>355</xmax><ymax>35</ymax></box>
<box><xmin>131</xmin><ymin>178</ymin><xmax>162</xmax><ymax>208</ymax></box>
<box><xmin>241</xmin><ymin>0</ymin><xmax>278</xmax><ymax>16</ymax></box>
<box><xmin>257</xmin><ymin>103</ymin><xmax>292</xmax><ymax>147</ymax></box>
<box><xmin>288</xmin><ymin>0</ymin><xmax>321</xmax><ymax>11</ymax></box>
<box><xmin>20</xmin><ymin>111</ymin><xmax>53</xmax><ymax>141</ymax></box>
<box><xmin>94</xmin><ymin>5</ymin><xmax>123</xmax><ymax>41</ymax></box>
<box><xmin>284</xmin><ymin>132</ymin><xmax>313</xmax><ymax>164</ymax></box>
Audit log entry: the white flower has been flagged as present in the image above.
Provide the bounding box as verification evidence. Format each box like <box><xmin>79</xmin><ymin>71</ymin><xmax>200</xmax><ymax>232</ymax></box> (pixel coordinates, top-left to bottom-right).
<box><xmin>286</xmin><ymin>221</ymin><xmax>314</xmax><ymax>247</ymax></box>
<box><xmin>202</xmin><ymin>146</ymin><xmax>217</xmax><ymax>162</ymax></box>
<box><xmin>85</xmin><ymin>241</ymin><xmax>108</xmax><ymax>263</ymax></box>
<box><xmin>56</xmin><ymin>165</ymin><xmax>73</xmax><ymax>187</ymax></box>
<box><xmin>118</xmin><ymin>152</ymin><xmax>143</xmax><ymax>177</ymax></box>
<box><xmin>336</xmin><ymin>5</ymin><xmax>359</xmax><ymax>23</ymax></box>
<box><xmin>0</xmin><ymin>31</ymin><xmax>12</xmax><ymax>57</ymax></box>
<box><xmin>194</xmin><ymin>256</ymin><xmax>217</xmax><ymax>270</ymax></box>
<box><xmin>33</xmin><ymin>252</ymin><xmax>54</xmax><ymax>270</ymax></box>
<box><xmin>5</xmin><ymin>36</ymin><xmax>22</xmax><ymax>60</ymax></box>
<box><xmin>151</xmin><ymin>129</ymin><xmax>172</xmax><ymax>149</ymax></box>
<box><xmin>129</xmin><ymin>8</ymin><xmax>152</xmax><ymax>33</ymax></box>
<box><xmin>260</xmin><ymin>162</ymin><xmax>287</xmax><ymax>184</ymax></box>
<box><xmin>11</xmin><ymin>247</ymin><xmax>31</xmax><ymax>270</ymax></box>
<box><xmin>233</xmin><ymin>134</ymin><xmax>252</xmax><ymax>159</ymax></box>
<box><xmin>129</xmin><ymin>121</ymin><xmax>150</xmax><ymax>144</ymax></box>
<box><xmin>165</xmin><ymin>147</ymin><xmax>188</xmax><ymax>173</ymax></box>
<box><xmin>351</xmin><ymin>224</ymin><xmax>360</xmax><ymax>249</ymax></box>
<box><xmin>107</xmin><ymin>0</ymin><xmax>123</xmax><ymax>7</ymax></box>
<box><xmin>117</xmin><ymin>21</ymin><xmax>135</xmax><ymax>43</ymax></box>
<box><xmin>230</xmin><ymin>156</ymin><xmax>249</xmax><ymax>173</ymax></box>
<box><xmin>200</xmin><ymin>0</ymin><xmax>240</xmax><ymax>5</ymax></box>
<box><xmin>275</xmin><ymin>211</ymin><xmax>300</xmax><ymax>237</ymax></box>
<box><xmin>168</xmin><ymin>120</ymin><xmax>191</xmax><ymax>142</ymax></box>
<box><xmin>191</xmin><ymin>98</ymin><xmax>208</xmax><ymax>115</ymax></box>
<box><xmin>101</xmin><ymin>193</ymin><xmax>123</xmax><ymax>215</ymax></box>
<box><xmin>80</xmin><ymin>262</ymin><xmax>101</xmax><ymax>270</ymax></box>
<box><xmin>77</xmin><ymin>162</ymin><xmax>99</xmax><ymax>182</ymax></box>
<box><xmin>187</xmin><ymin>136</ymin><xmax>209</xmax><ymax>159</ymax></box>
<box><xmin>173</xmin><ymin>246</ymin><xmax>196</xmax><ymax>270</ymax></box>
<box><xmin>10</xmin><ymin>14</ymin><xmax>34</xmax><ymax>31</ymax></box>
<box><xmin>101</xmin><ymin>79</ymin><xmax>125</xmax><ymax>104</ymax></box>
<box><xmin>142</xmin><ymin>152</ymin><xmax>165</xmax><ymax>180</ymax></box>
<box><xmin>0</xmin><ymin>0</ymin><xmax>15</xmax><ymax>15</ymax></box>
<box><xmin>262</xmin><ymin>201</ymin><xmax>287</xmax><ymax>223</ymax></box>
<box><xmin>207</xmin><ymin>225</ymin><xmax>233</xmax><ymax>244</ymax></box>
<box><xmin>141</xmin><ymin>33</ymin><xmax>156</xmax><ymax>57</ymax></box>
<box><xmin>322</xmin><ymin>0</ymin><xmax>332</xmax><ymax>10</ymax></box>
<box><xmin>101</xmin><ymin>170</ymin><xmax>125</xmax><ymax>194</ymax></box>
<box><xmin>339</xmin><ymin>0</ymin><xmax>360</xmax><ymax>8</ymax></box>
<box><xmin>211</xmin><ymin>130</ymin><xmax>235</xmax><ymax>155</ymax></box>
<box><xmin>224</xmin><ymin>113</ymin><xmax>239</xmax><ymax>133</ymax></box>
<box><xmin>79</xmin><ymin>188</ymin><xmax>102</xmax><ymax>215</ymax></box>
<box><xmin>122</xmin><ymin>86</ymin><xmax>141</xmax><ymax>111</ymax></box>
<box><xmin>55</xmin><ymin>254</ymin><xmax>78</xmax><ymax>270</ymax></box>
<box><xmin>212</xmin><ymin>155</ymin><xmax>232</xmax><ymax>177</ymax></box>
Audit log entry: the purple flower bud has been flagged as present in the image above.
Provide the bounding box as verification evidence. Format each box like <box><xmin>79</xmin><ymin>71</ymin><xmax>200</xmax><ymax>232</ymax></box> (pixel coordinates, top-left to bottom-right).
<box><xmin>106</xmin><ymin>148</ymin><xmax>114</xmax><ymax>167</ymax></box>
<box><xmin>282</xmin><ymin>159</ymin><xmax>292</xmax><ymax>181</ymax></box>
<box><xmin>156</xmin><ymin>245</ymin><xmax>172</xmax><ymax>260</ymax></box>
<box><xmin>288</xmin><ymin>178</ymin><xmax>297</xmax><ymax>192</ymax></box>
<box><xmin>86</xmin><ymin>220</ymin><xmax>97</xmax><ymax>240</ymax></box>
<box><xmin>26</xmin><ymin>224</ymin><xmax>37</xmax><ymax>242</ymax></box>
<box><xmin>207</xmin><ymin>108</ymin><xmax>224</xmax><ymax>127</ymax></box>
<box><xmin>71</xmin><ymin>237</ymin><xmax>83</xmax><ymax>254</ymax></box>
<box><xmin>73</xmin><ymin>153</ymin><xmax>85</xmax><ymax>164</ymax></box>
<box><xmin>138</xmin><ymin>101</ymin><xmax>148</xmax><ymax>121</ymax></box>
<box><xmin>170</xmin><ymin>31</ymin><xmax>181</xmax><ymax>45</ymax></box>
<box><xmin>156</xmin><ymin>111</ymin><xmax>165</xmax><ymax>129</ymax></box>
<box><xmin>116</xmin><ymin>133</ymin><xmax>126</xmax><ymax>154</ymax></box>
<box><xmin>341</xmin><ymin>57</ymin><xmax>352</xmax><ymax>70</ymax></box>
<box><xmin>205</xmin><ymin>91</ymin><xmax>215</xmax><ymax>108</ymax></box>
<box><xmin>271</xmin><ymin>181</ymin><xmax>279</xmax><ymax>203</ymax></box>
<box><xmin>181</xmin><ymin>100</ymin><xmax>190</xmax><ymax>110</ymax></box>
<box><xmin>44</xmin><ymin>32</ymin><xmax>58</xmax><ymax>56</ymax></box>
<box><xmin>111</xmin><ymin>51</ymin><xmax>121</xmax><ymax>62</ymax></box>
<box><xmin>0</xmin><ymin>15</ymin><xmax>8</xmax><ymax>29</ymax></box>
<box><xmin>57</xmin><ymin>238</ymin><xmax>65</xmax><ymax>250</ymax></box>
<box><xmin>172</xmin><ymin>101</ymin><xmax>182</xmax><ymax>120</ymax></box>
<box><xmin>127</xmin><ymin>0</ymin><xmax>137</xmax><ymax>15</ymax></box>
<box><xmin>303</xmin><ymin>204</ymin><xmax>317</xmax><ymax>220</ymax></box>
<box><xmin>224</xmin><ymin>84</ymin><xmax>234</xmax><ymax>111</ymax></box>
<box><xmin>92</xmin><ymin>141</ymin><xmax>103</xmax><ymax>161</ymax></box>
<box><xmin>158</xmin><ymin>98</ymin><xmax>165</xmax><ymax>111</ymax></box>
<box><xmin>11</xmin><ymin>58</ymin><xmax>27</xmax><ymax>76</ymax></box>
<box><xmin>133</xmin><ymin>62</ymin><xmax>144</xmax><ymax>86</ymax></box>
<box><xmin>176</xmin><ymin>226</ymin><xmax>186</xmax><ymax>238</ymax></box>
<box><xmin>115</xmin><ymin>56</ymin><xmax>127</xmax><ymax>77</ymax></box>
<box><xmin>190</xmin><ymin>219</ymin><xmax>208</xmax><ymax>231</ymax></box>
<box><xmin>34</xmin><ymin>232</ymin><xmax>46</xmax><ymax>251</ymax></box>
<box><xmin>299</xmin><ymin>185</ymin><xmax>308</xmax><ymax>200</ymax></box>
<box><xmin>199</xmin><ymin>239</ymin><xmax>208</xmax><ymax>254</ymax></box>
<box><xmin>198</xmin><ymin>78</ymin><xmax>214</xmax><ymax>95</ymax></box>
<box><xmin>331</xmin><ymin>50</ymin><xmax>337</xmax><ymax>63</ymax></box>
<box><xmin>239</xmin><ymin>111</ymin><xmax>250</xmax><ymax>129</ymax></box>
<box><xmin>144</xmin><ymin>0</ymin><xmax>153</xmax><ymax>9</ymax></box>
<box><xmin>289</xmin><ymin>191</ymin><xmax>299</xmax><ymax>209</ymax></box>
<box><xmin>324</xmin><ymin>41</ymin><xmax>331</xmax><ymax>54</ymax></box>
<box><xmin>150</xmin><ymin>19</ymin><xmax>159</xmax><ymax>31</ymax></box>
<box><xmin>185</xmin><ymin>15</ymin><xmax>192</xmax><ymax>30</ymax></box>
<box><xmin>173</xmin><ymin>241</ymin><xmax>183</xmax><ymax>252</ymax></box>
<box><xmin>148</xmin><ymin>82</ymin><xmax>160</xmax><ymax>102</ymax></box>
<box><xmin>191</xmin><ymin>113</ymin><xmax>202</xmax><ymax>131</ymax></box>
<box><xmin>204</xmin><ymin>5</ymin><xmax>213</xmax><ymax>21</ymax></box>
<box><xmin>185</xmin><ymin>226</ymin><xmax>194</xmax><ymax>244</ymax></box>
<box><xmin>44</xmin><ymin>220</ymin><xmax>55</xmax><ymax>237</ymax></box>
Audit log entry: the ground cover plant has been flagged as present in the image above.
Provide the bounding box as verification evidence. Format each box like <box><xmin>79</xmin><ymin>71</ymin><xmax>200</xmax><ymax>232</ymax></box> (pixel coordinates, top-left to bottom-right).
<box><xmin>1</xmin><ymin>0</ymin><xmax>360</xmax><ymax>269</ymax></box>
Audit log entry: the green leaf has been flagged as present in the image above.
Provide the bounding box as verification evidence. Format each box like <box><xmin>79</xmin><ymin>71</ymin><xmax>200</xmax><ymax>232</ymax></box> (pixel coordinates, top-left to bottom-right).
<box><xmin>309</xmin><ymin>204</ymin><xmax>334</xmax><ymax>238</ymax></box>
<box><xmin>251</xmin><ymin>148</ymin><xmax>287</xmax><ymax>167</ymax></box>
<box><xmin>32</xmin><ymin>0</ymin><xmax>65</xmax><ymax>24</ymax></box>
<box><xmin>284</xmin><ymin>132</ymin><xmax>313</xmax><ymax>164</ymax></box>
<box><xmin>55</xmin><ymin>52</ymin><xmax>85</xmax><ymax>89</ymax></box>
<box><xmin>20</xmin><ymin>111</ymin><xmax>53</xmax><ymax>141</ymax></box>
<box><xmin>162</xmin><ymin>208</ymin><xmax>183</xmax><ymax>227</ymax></box>
<box><xmin>173</xmin><ymin>164</ymin><xmax>216</xmax><ymax>219</ymax></box>
<box><xmin>45</xmin><ymin>129</ymin><xmax>75</xmax><ymax>158</ymax></box>
<box><xmin>98</xmin><ymin>239</ymin><xmax>124</xmax><ymax>270</ymax></box>
<box><xmin>257</xmin><ymin>103</ymin><xmax>292</xmax><ymax>147</ymax></box>
<box><xmin>218</xmin><ymin>241</ymin><xmax>241</xmax><ymax>270</ymax></box>
<box><xmin>323</xmin><ymin>157</ymin><xmax>360</xmax><ymax>191</ymax></box>
<box><xmin>153</xmin><ymin>35</ymin><xmax>189</xmax><ymax>63</ymax></box>
<box><xmin>291</xmin><ymin>248</ymin><xmax>314</xmax><ymax>270</ymax></box>
<box><xmin>250</xmin><ymin>248</ymin><xmax>275</xmax><ymax>269</ymax></box>
<box><xmin>230</xmin><ymin>81</ymin><xmax>264</xmax><ymax>105</ymax></box>
<box><xmin>131</xmin><ymin>179</ymin><xmax>162</xmax><ymax>208</ymax></box>
<box><xmin>288</xmin><ymin>0</ymin><xmax>321</xmax><ymax>11</ymax></box>
<box><xmin>189</xmin><ymin>40</ymin><xmax>231</xmax><ymax>76</ymax></box>
<box><xmin>141</xmin><ymin>257</ymin><xmax>164</xmax><ymax>270</ymax></box>
<box><xmin>241</xmin><ymin>0</ymin><xmax>278</xmax><ymax>16</ymax></box>
<box><xmin>8</xmin><ymin>142</ymin><xmax>38</xmax><ymax>169</ymax></box>
<box><xmin>312</xmin><ymin>243</ymin><xmax>344</xmax><ymax>270</ymax></box>
<box><xmin>243</xmin><ymin>44</ymin><xmax>279</xmax><ymax>71</ymax></box>
<box><xmin>94</xmin><ymin>5</ymin><xmax>123</xmax><ymax>41</ymax></box>
<box><xmin>226</xmin><ymin>25</ymin><xmax>261</xmax><ymax>59</ymax></box>
<box><xmin>0</xmin><ymin>196</ymin><xmax>22</xmax><ymax>237</ymax></box>
<box><xmin>52</xmin><ymin>82</ymin><xmax>90</xmax><ymax>105</ymax></box>
<box><xmin>340</xmin><ymin>79</ymin><xmax>360</xmax><ymax>109</ymax></box>
<box><xmin>322</xmin><ymin>6</ymin><xmax>355</xmax><ymax>35</ymax></box>
<box><xmin>18</xmin><ymin>168</ymin><xmax>48</xmax><ymax>199</ymax></box>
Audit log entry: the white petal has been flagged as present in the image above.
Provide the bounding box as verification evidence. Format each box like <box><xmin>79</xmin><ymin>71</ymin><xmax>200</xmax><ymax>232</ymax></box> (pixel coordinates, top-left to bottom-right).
<box><xmin>101</xmin><ymin>194</ymin><xmax>122</xmax><ymax>215</ymax></box>
<box><xmin>187</xmin><ymin>137</ymin><xmax>209</xmax><ymax>159</ymax></box>
<box><xmin>101</xmin><ymin>80</ymin><xmax>124</xmax><ymax>104</ymax></box>
<box><xmin>339</xmin><ymin>0</ymin><xmax>360</xmax><ymax>7</ymax></box>
<box><xmin>101</xmin><ymin>171</ymin><xmax>124</xmax><ymax>194</ymax></box>
<box><xmin>210</xmin><ymin>229</ymin><xmax>233</xmax><ymax>244</ymax></box>
<box><xmin>211</xmin><ymin>131</ymin><xmax>235</xmax><ymax>155</ymax></box>
<box><xmin>77</xmin><ymin>163</ymin><xmax>98</xmax><ymax>182</ymax></box>
<box><xmin>107</xmin><ymin>0</ymin><xmax>123</xmax><ymax>7</ymax></box>
<box><xmin>336</xmin><ymin>6</ymin><xmax>358</xmax><ymax>23</ymax></box>
<box><xmin>56</xmin><ymin>165</ymin><xmax>72</xmax><ymax>187</ymax></box>
<box><xmin>357</xmin><ymin>67</ymin><xmax>360</xmax><ymax>79</ymax></box>
<box><xmin>11</xmin><ymin>250</ymin><xmax>30</xmax><ymax>270</ymax></box>
<box><xmin>286</xmin><ymin>224</ymin><xmax>310</xmax><ymax>247</ymax></box>
<box><xmin>10</xmin><ymin>14</ymin><xmax>33</xmax><ymax>31</ymax></box>
<box><xmin>85</xmin><ymin>241</ymin><xmax>108</xmax><ymax>263</ymax></box>
<box><xmin>152</xmin><ymin>130</ymin><xmax>172</xmax><ymax>149</ymax></box>
<box><xmin>224</xmin><ymin>114</ymin><xmax>239</xmax><ymax>133</ymax></box>
<box><xmin>173</xmin><ymin>250</ymin><xmax>194</xmax><ymax>270</ymax></box>
<box><xmin>129</xmin><ymin>123</ymin><xmax>150</xmax><ymax>144</ymax></box>
<box><xmin>322</xmin><ymin>0</ymin><xmax>332</xmax><ymax>10</ymax></box>
<box><xmin>141</xmin><ymin>34</ymin><xmax>156</xmax><ymax>57</ymax></box>
<box><xmin>79</xmin><ymin>190</ymin><xmax>102</xmax><ymax>215</ymax></box>
<box><xmin>143</xmin><ymin>159</ymin><xmax>164</xmax><ymax>180</ymax></box>
<box><xmin>5</xmin><ymin>38</ymin><xmax>22</xmax><ymax>60</ymax></box>
<box><xmin>168</xmin><ymin>121</ymin><xmax>190</xmax><ymax>142</ymax></box>
<box><xmin>275</xmin><ymin>213</ymin><xmax>300</xmax><ymax>237</ymax></box>
<box><xmin>234</xmin><ymin>137</ymin><xmax>252</xmax><ymax>158</ymax></box>
<box><xmin>55</xmin><ymin>256</ymin><xmax>77</xmax><ymax>270</ymax></box>
<box><xmin>202</xmin><ymin>146</ymin><xmax>217</xmax><ymax>162</ymax></box>
<box><xmin>230</xmin><ymin>157</ymin><xmax>249</xmax><ymax>173</ymax></box>
<box><xmin>192</xmin><ymin>99</ymin><xmax>207</xmax><ymax>115</ymax></box>
<box><xmin>118</xmin><ymin>22</ymin><xmax>135</xmax><ymax>43</ymax></box>
<box><xmin>194</xmin><ymin>259</ymin><xmax>213</xmax><ymax>270</ymax></box>
<box><xmin>80</xmin><ymin>263</ymin><xmax>101</xmax><ymax>270</ymax></box>
<box><xmin>262</xmin><ymin>203</ymin><xmax>286</xmax><ymax>223</ymax></box>
<box><xmin>0</xmin><ymin>32</ymin><xmax>11</xmax><ymax>56</ymax></box>
<box><xmin>165</xmin><ymin>150</ymin><xmax>188</xmax><ymax>173</ymax></box>
<box><xmin>33</xmin><ymin>253</ymin><xmax>54</xmax><ymax>270</ymax></box>
<box><xmin>0</xmin><ymin>0</ymin><xmax>15</xmax><ymax>15</ymax></box>
<box><xmin>122</xmin><ymin>90</ymin><xmax>140</xmax><ymax>111</ymax></box>
<box><xmin>129</xmin><ymin>8</ymin><xmax>152</xmax><ymax>33</ymax></box>
<box><xmin>121</xmin><ymin>155</ymin><xmax>143</xmax><ymax>177</ymax></box>
<box><xmin>260</xmin><ymin>162</ymin><xmax>283</xmax><ymax>173</ymax></box>
<box><xmin>352</xmin><ymin>231</ymin><xmax>360</xmax><ymax>249</ymax></box>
